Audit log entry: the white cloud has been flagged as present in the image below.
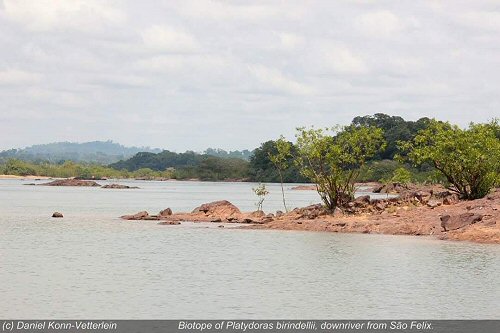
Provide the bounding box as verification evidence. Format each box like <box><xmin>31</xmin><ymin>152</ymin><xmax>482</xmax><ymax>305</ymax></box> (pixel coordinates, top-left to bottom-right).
<box><xmin>318</xmin><ymin>44</ymin><xmax>368</xmax><ymax>74</ymax></box>
<box><xmin>248</xmin><ymin>64</ymin><xmax>314</xmax><ymax>95</ymax></box>
<box><xmin>141</xmin><ymin>25</ymin><xmax>199</xmax><ymax>53</ymax></box>
<box><xmin>3</xmin><ymin>0</ymin><xmax>126</xmax><ymax>32</ymax></box>
<box><xmin>355</xmin><ymin>10</ymin><xmax>413</xmax><ymax>38</ymax></box>
<box><xmin>276</xmin><ymin>32</ymin><xmax>304</xmax><ymax>50</ymax></box>
<box><xmin>458</xmin><ymin>11</ymin><xmax>500</xmax><ymax>31</ymax></box>
<box><xmin>0</xmin><ymin>69</ymin><xmax>41</xmax><ymax>85</ymax></box>
<box><xmin>175</xmin><ymin>1</ymin><xmax>291</xmax><ymax>21</ymax></box>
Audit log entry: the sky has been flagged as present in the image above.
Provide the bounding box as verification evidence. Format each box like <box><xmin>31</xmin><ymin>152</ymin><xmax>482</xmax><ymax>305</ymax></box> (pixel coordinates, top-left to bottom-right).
<box><xmin>0</xmin><ymin>0</ymin><xmax>499</xmax><ymax>152</ymax></box>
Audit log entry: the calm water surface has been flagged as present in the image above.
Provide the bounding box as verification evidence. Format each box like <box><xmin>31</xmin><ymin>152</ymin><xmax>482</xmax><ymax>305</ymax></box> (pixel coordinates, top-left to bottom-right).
<box><xmin>0</xmin><ymin>179</ymin><xmax>499</xmax><ymax>318</ymax></box>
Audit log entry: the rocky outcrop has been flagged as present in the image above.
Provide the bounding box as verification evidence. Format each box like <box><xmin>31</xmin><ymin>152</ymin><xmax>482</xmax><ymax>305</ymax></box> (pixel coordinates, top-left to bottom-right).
<box><xmin>102</xmin><ymin>184</ymin><xmax>139</xmax><ymax>189</ymax></box>
<box><xmin>41</xmin><ymin>179</ymin><xmax>101</xmax><ymax>187</ymax></box>
<box><xmin>192</xmin><ymin>200</ymin><xmax>241</xmax><ymax>219</ymax></box>
<box><xmin>291</xmin><ymin>185</ymin><xmax>316</xmax><ymax>191</ymax></box>
<box><xmin>52</xmin><ymin>212</ymin><xmax>63</xmax><ymax>218</ymax></box>
<box><xmin>121</xmin><ymin>211</ymin><xmax>149</xmax><ymax>220</ymax></box>
<box><xmin>118</xmin><ymin>187</ymin><xmax>500</xmax><ymax>243</ymax></box>
<box><xmin>159</xmin><ymin>208</ymin><xmax>173</xmax><ymax>217</ymax></box>
<box><xmin>440</xmin><ymin>213</ymin><xmax>483</xmax><ymax>231</ymax></box>
<box><xmin>158</xmin><ymin>220</ymin><xmax>181</xmax><ymax>225</ymax></box>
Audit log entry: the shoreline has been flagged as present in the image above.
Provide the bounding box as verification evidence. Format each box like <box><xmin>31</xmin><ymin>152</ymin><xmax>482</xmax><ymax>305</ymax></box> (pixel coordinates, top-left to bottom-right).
<box><xmin>122</xmin><ymin>187</ymin><xmax>500</xmax><ymax>244</ymax></box>
<box><xmin>0</xmin><ymin>174</ymin><xmax>52</xmax><ymax>180</ymax></box>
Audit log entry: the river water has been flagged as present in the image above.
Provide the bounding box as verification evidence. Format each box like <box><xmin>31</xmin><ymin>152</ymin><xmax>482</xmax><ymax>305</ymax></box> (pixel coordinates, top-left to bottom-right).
<box><xmin>0</xmin><ymin>179</ymin><xmax>498</xmax><ymax>318</ymax></box>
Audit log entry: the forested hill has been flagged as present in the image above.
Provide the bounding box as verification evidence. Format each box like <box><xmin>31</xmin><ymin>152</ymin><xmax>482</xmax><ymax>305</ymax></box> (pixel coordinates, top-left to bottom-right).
<box><xmin>107</xmin><ymin>113</ymin><xmax>438</xmax><ymax>183</ymax></box>
<box><xmin>0</xmin><ymin>141</ymin><xmax>161</xmax><ymax>164</ymax></box>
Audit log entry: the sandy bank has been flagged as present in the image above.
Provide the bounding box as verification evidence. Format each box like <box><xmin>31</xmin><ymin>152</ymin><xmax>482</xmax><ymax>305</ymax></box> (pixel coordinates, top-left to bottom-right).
<box><xmin>0</xmin><ymin>174</ymin><xmax>52</xmax><ymax>180</ymax></box>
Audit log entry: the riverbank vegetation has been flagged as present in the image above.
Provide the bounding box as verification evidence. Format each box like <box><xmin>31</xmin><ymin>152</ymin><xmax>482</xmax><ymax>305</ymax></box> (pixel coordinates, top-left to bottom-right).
<box><xmin>1</xmin><ymin>114</ymin><xmax>498</xmax><ymax>201</ymax></box>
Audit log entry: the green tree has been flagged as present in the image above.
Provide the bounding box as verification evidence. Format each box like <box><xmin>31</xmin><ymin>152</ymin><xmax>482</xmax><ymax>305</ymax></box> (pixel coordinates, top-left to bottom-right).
<box><xmin>400</xmin><ymin>119</ymin><xmax>500</xmax><ymax>199</ymax></box>
<box><xmin>391</xmin><ymin>167</ymin><xmax>412</xmax><ymax>186</ymax></box>
<box><xmin>268</xmin><ymin>136</ymin><xmax>292</xmax><ymax>212</ymax></box>
<box><xmin>252</xmin><ymin>183</ymin><xmax>269</xmax><ymax>212</ymax></box>
<box><xmin>295</xmin><ymin>125</ymin><xmax>386</xmax><ymax>211</ymax></box>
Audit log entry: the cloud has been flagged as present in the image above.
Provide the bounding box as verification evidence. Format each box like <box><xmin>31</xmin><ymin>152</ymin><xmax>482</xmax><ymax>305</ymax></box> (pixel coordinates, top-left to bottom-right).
<box><xmin>174</xmin><ymin>1</ymin><xmax>294</xmax><ymax>21</ymax></box>
<box><xmin>317</xmin><ymin>43</ymin><xmax>368</xmax><ymax>74</ymax></box>
<box><xmin>457</xmin><ymin>11</ymin><xmax>500</xmax><ymax>32</ymax></box>
<box><xmin>0</xmin><ymin>0</ymin><xmax>498</xmax><ymax>151</ymax></box>
<box><xmin>141</xmin><ymin>25</ymin><xmax>199</xmax><ymax>53</ymax></box>
<box><xmin>355</xmin><ymin>10</ymin><xmax>407</xmax><ymax>38</ymax></box>
<box><xmin>2</xmin><ymin>0</ymin><xmax>126</xmax><ymax>32</ymax></box>
<box><xmin>276</xmin><ymin>32</ymin><xmax>304</xmax><ymax>50</ymax></box>
<box><xmin>0</xmin><ymin>69</ymin><xmax>41</xmax><ymax>85</ymax></box>
<box><xmin>248</xmin><ymin>64</ymin><xmax>314</xmax><ymax>95</ymax></box>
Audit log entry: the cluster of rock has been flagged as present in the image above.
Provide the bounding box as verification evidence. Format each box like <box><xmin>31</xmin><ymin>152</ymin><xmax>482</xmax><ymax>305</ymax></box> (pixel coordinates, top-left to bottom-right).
<box><xmin>121</xmin><ymin>200</ymin><xmax>278</xmax><ymax>225</ymax></box>
<box><xmin>342</xmin><ymin>188</ymin><xmax>460</xmax><ymax>215</ymax></box>
<box><xmin>38</xmin><ymin>179</ymin><xmax>140</xmax><ymax>189</ymax></box>
<box><xmin>118</xmin><ymin>187</ymin><xmax>499</xmax><ymax>243</ymax></box>
<box><xmin>102</xmin><ymin>184</ymin><xmax>139</xmax><ymax>189</ymax></box>
<box><xmin>41</xmin><ymin>179</ymin><xmax>101</xmax><ymax>187</ymax></box>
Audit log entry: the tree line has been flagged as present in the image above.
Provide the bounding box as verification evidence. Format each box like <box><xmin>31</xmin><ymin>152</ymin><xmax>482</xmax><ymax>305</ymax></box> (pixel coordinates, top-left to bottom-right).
<box><xmin>2</xmin><ymin>113</ymin><xmax>498</xmax><ymax>208</ymax></box>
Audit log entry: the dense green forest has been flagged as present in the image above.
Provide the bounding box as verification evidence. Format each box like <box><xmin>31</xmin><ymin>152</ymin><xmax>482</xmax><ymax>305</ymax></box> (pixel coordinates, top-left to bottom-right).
<box><xmin>2</xmin><ymin>114</ymin><xmax>497</xmax><ymax>186</ymax></box>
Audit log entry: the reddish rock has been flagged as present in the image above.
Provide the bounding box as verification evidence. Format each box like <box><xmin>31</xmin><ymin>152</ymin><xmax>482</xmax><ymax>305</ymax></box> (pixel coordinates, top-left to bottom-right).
<box><xmin>158</xmin><ymin>220</ymin><xmax>181</xmax><ymax>225</ymax></box>
<box><xmin>192</xmin><ymin>200</ymin><xmax>241</xmax><ymax>219</ymax></box>
<box><xmin>443</xmin><ymin>194</ymin><xmax>459</xmax><ymax>205</ymax></box>
<box><xmin>353</xmin><ymin>195</ymin><xmax>371</xmax><ymax>207</ymax></box>
<box><xmin>440</xmin><ymin>213</ymin><xmax>483</xmax><ymax>231</ymax></box>
<box><xmin>102</xmin><ymin>184</ymin><xmax>139</xmax><ymax>189</ymax></box>
<box><xmin>41</xmin><ymin>179</ymin><xmax>101</xmax><ymax>187</ymax></box>
<box><xmin>249</xmin><ymin>210</ymin><xmax>266</xmax><ymax>219</ymax></box>
<box><xmin>427</xmin><ymin>200</ymin><xmax>442</xmax><ymax>209</ymax></box>
<box><xmin>159</xmin><ymin>208</ymin><xmax>173</xmax><ymax>217</ymax></box>
<box><xmin>121</xmin><ymin>211</ymin><xmax>149</xmax><ymax>220</ymax></box>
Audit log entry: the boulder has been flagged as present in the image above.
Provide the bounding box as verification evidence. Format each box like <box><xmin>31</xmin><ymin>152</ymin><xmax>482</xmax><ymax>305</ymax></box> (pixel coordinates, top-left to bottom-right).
<box><xmin>426</xmin><ymin>200</ymin><xmax>442</xmax><ymax>209</ymax></box>
<box><xmin>192</xmin><ymin>200</ymin><xmax>241</xmax><ymax>219</ymax></box>
<box><xmin>52</xmin><ymin>212</ymin><xmax>63</xmax><ymax>218</ymax></box>
<box><xmin>353</xmin><ymin>195</ymin><xmax>371</xmax><ymax>207</ymax></box>
<box><xmin>41</xmin><ymin>179</ymin><xmax>101</xmax><ymax>187</ymax></box>
<box><xmin>159</xmin><ymin>208</ymin><xmax>173</xmax><ymax>217</ymax></box>
<box><xmin>102</xmin><ymin>184</ymin><xmax>139</xmax><ymax>189</ymax></box>
<box><xmin>440</xmin><ymin>213</ymin><xmax>483</xmax><ymax>231</ymax></box>
<box><xmin>443</xmin><ymin>194</ymin><xmax>459</xmax><ymax>205</ymax></box>
<box><xmin>298</xmin><ymin>204</ymin><xmax>327</xmax><ymax>219</ymax></box>
<box><xmin>372</xmin><ymin>184</ymin><xmax>384</xmax><ymax>193</ymax></box>
<box><xmin>249</xmin><ymin>210</ymin><xmax>266</xmax><ymax>218</ymax></box>
<box><xmin>121</xmin><ymin>211</ymin><xmax>149</xmax><ymax>220</ymax></box>
<box><xmin>275</xmin><ymin>210</ymin><xmax>284</xmax><ymax>218</ymax></box>
<box><xmin>158</xmin><ymin>220</ymin><xmax>181</xmax><ymax>225</ymax></box>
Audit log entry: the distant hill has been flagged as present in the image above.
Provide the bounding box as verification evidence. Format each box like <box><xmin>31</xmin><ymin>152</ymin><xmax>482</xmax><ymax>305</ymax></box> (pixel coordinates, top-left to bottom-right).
<box><xmin>0</xmin><ymin>140</ymin><xmax>162</xmax><ymax>164</ymax></box>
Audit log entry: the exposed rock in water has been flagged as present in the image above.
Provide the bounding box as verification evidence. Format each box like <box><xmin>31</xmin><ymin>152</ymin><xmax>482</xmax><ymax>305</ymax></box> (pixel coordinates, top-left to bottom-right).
<box><xmin>440</xmin><ymin>213</ymin><xmax>483</xmax><ymax>231</ymax></box>
<box><xmin>52</xmin><ymin>212</ymin><xmax>63</xmax><ymax>218</ymax></box>
<box><xmin>41</xmin><ymin>179</ymin><xmax>101</xmax><ymax>187</ymax></box>
<box><xmin>291</xmin><ymin>185</ymin><xmax>316</xmax><ymax>190</ymax></box>
<box><xmin>159</xmin><ymin>208</ymin><xmax>173</xmax><ymax>217</ymax></box>
<box><xmin>121</xmin><ymin>211</ymin><xmax>150</xmax><ymax>220</ymax></box>
<box><xmin>74</xmin><ymin>176</ymin><xmax>106</xmax><ymax>180</ymax></box>
<box><xmin>102</xmin><ymin>184</ymin><xmax>139</xmax><ymax>189</ymax></box>
<box><xmin>192</xmin><ymin>200</ymin><xmax>241</xmax><ymax>219</ymax></box>
<box><xmin>158</xmin><ymin>220</ymin><xmax>181</xmax><ymax>225</ymax></box>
